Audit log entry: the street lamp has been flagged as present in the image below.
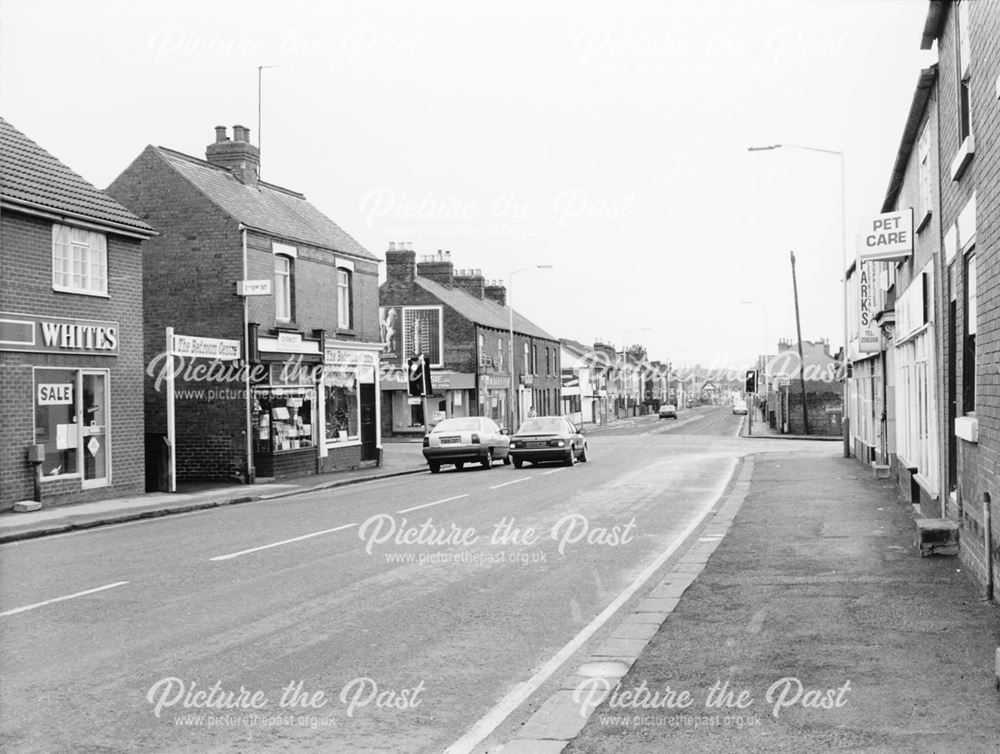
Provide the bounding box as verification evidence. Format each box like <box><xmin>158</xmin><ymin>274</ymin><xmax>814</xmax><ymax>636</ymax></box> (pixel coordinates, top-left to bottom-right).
<box><xmin>508</xmin><ymin>265</ymin><xmax>553</xmax><ymax>431</ymax></box>
<box><xmin>748</xmin><ymin>143</ymin><xmax>849</xmax><ymax>456</ymax></box>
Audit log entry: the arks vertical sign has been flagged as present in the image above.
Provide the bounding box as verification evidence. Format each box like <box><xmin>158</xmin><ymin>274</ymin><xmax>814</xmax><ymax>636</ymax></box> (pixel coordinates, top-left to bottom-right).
<box><xmin>858</xmin><ymin>261</ymin><xmax>880</xmax><ymax>353</ymax></box>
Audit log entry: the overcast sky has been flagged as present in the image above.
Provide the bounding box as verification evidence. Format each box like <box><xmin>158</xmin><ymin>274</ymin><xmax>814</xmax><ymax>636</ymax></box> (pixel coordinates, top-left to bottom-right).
<box><xmin>0</xmin><ymin>0</ymin><xmax>934</xmax><ymax>368</ymax></box>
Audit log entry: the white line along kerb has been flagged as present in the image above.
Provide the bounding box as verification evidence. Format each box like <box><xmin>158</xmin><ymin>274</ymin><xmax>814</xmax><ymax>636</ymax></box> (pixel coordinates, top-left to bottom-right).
<box><xmin>0</xmin><ymin>581</ymin><xmax>130</xmax><ymax>618</ymax></box>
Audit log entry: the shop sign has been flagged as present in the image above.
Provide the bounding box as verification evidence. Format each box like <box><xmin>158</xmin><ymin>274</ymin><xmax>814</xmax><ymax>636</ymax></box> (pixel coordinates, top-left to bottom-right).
<box><xmin>37</xmin><ymin>382</ymin><xmax>74</xmax><ymax>405</ymax></box>
<box><xmin>858</xmin><ymin>209</ymin><xmax>913</xmax><ymax>263</ymax></box>
<box><xmin>173</xmin><ymin>334</ymin><xmax>241</xmax><ymax>360</ymax></box>
<box><xmin>325</xmin><ymin>348</ymin><xmax>377</xmax><ymax>367</ymax></box>
<box><xmin>857</xmin><ymin>261</ymin><xmax>880</xmax><ymax>354</ymax></box>
<box><xmin>0</xmin><ymin>312</ymin><xmax>119</xmax><ymax>356</ymax></box>
<box><xmin>277</xmin><ymin>332</ymin><xmax>302</xmax><ymax>351</ymax></box>
<box><xmin>562</xmin><ymin>369</ymin><xmax>580</xmax><ymax>388</ymax></box>
<box><xmin>237</xmin><ymin>279</ymin><xmax>272</xmax><ymax>296</ymax></box>
<box><xmin>481</xmin><ymin>374</ymin><xmax>510</xmax><ymax>390</ymax></box>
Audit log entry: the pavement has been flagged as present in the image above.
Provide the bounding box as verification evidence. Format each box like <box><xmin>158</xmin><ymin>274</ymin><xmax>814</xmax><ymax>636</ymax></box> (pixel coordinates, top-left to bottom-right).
<box><xmin>0</xmin><ymin>440</ymin><xmax>429</xmax><ymax>544</ymax></box>
<box><xmin>498</xmin><ymin>451</ymin><xmax>1000</xmax><ymax>753</ymax></box>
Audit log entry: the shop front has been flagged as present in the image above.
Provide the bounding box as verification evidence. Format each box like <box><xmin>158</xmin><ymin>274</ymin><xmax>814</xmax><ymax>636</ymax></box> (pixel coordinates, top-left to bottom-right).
<box><xmin>478</xmin><ymin>373</ymin><xmax>510</xmax><ymax>426</ymax></box>
<box><xmin>381</xmin><ymin>370</ymin><xmax>475</xmax><ymax>433</ymax></box>
<box><xmin>251</xmin><ymin>330</ymin><xmax>323</xmax><ymax>478</ymax></box>
<box><xmin>319</xmin><ymin>344</ymin><xmax>381</xmax><ymax>470</ymax></box>
<box><xmin>0</xmin><ymin>312</ymin><xmax>142</xmax><ymax>508</ymax></box>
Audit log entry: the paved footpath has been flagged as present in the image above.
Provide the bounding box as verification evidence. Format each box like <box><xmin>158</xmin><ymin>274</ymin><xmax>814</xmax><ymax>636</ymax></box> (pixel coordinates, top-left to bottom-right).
<box><xmin>499</xmin><ymin>451</ymin><xmax>1000</xmax><ymax>754</ymax></box>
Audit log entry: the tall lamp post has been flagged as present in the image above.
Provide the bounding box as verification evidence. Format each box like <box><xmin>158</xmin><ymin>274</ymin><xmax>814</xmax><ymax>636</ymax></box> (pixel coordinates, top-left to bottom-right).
<box><xmin>748</xmin><ymin>143</ymin><xmax>848</xmax><ymax>456</ymax></box>
<box><xmin>508</xmin><ymin>265</ymin><xmax>552</xmax><ymax>431</ymax></box>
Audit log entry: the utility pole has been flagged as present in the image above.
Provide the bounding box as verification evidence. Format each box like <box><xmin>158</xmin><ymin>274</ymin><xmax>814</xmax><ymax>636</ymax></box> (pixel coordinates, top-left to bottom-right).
<box><xmin>790</xmin><ymin>250</ymin><xmax>810</xmax><ymax>435</ymax></box>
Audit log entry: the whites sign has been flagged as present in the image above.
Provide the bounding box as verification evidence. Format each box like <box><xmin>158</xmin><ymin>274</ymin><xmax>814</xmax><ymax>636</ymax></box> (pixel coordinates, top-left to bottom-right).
<box><xmin>237</xmin><ymin>279</ymin><xmax>272</xmax><ymax>296</ymax></box>
<box><xmin>859</xmin><ymin>209</ymin><xmax>913</xmax><ymax>263</ymax></box>
<box><xmin>172</xmin><ymin>334</ymin><xmax>241</xmax><ymax>361</ymax></box>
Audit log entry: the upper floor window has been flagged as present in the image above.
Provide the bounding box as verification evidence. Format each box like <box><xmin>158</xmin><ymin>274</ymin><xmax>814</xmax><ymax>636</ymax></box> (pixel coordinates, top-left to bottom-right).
<box><xmin>956</xmin><ymin>1</ymin><xmax>972</xmax><ymax>141</ymax></box>
<box><xmin>337</xmin><ymin>268</ymin><xmax>352</xmax><ymax>329</ymax></box>
<box><xmin>532</xmin><ymin>344</ymin><xmax>538</xmax><ymax>375</ymax></box>
<box><xmin>497</xmin><ymin>337</ymin><xmax>504</xmax><ymax>371</ymax></box>
<box><xmin>274</xmin><ymin>254</ymin><xmax>292</xmax><ymax>321</ymax></box>
<box><xmin>52</xmin><ymin>224</ymin><xmax>107</xmax><ymax>296</ymax></box>
<box><xmin>917</xmin><ymin>121</ymin><xmax>933</xmax><ymax>224</ymax></box>
<box><xmin>523</xmin><ymin>342</ymin><xmax>529</xmax><ymax>373</ymax></box>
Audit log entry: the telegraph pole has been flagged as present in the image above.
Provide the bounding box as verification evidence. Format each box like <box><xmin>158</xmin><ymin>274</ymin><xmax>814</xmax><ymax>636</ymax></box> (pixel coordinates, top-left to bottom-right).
<box><xmin>790</xmin><ymin>251</ymin><xmax>810</xmax><ymax>435</ymax></box>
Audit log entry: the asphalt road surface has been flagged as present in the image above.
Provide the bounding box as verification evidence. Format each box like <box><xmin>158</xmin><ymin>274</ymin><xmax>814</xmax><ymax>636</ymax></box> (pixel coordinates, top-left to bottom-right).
<box><xmin>0</xmin><ymin>406</ymin><xmax>819</xmax><ymax>753</ymax></box>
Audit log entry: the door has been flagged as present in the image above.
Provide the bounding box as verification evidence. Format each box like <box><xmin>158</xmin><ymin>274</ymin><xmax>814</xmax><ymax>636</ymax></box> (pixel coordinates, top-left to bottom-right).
<box><xmin>80</xmin><ymin>371</ymin><xmax>109</xmax><ymax>486</ymax></box>
<box><xmin>360</xmin><ymin>383</ymin><xmax>377</xmax><ymax>461</ymax></box>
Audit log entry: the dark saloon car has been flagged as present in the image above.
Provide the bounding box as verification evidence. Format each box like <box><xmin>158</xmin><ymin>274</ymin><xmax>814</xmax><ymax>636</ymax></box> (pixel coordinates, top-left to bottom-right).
<box><xmin>508</xmin><ymin>416</ymin><xmax>588</xmax><ymax>468</ymax></box>
<box><xmin>422</xmin><ymin>417</ymin><xmax>510</xmax><ymax>473</ymax></box>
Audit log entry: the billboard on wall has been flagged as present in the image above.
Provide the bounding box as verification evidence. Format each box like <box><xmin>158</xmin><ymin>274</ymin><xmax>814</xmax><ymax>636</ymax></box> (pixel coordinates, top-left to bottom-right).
<box><xmin>403</xmin><ymin>306</ymin><xmax>443</xmax><ymax>367</ymax></box>
<box><xmin>379</xmin><ymin>306</ymin><xmax>403</xmax><ymax>365</ymax></box>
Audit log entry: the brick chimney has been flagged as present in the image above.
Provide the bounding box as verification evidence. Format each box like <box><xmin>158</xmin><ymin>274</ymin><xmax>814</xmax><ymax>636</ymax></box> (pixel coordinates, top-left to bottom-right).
<box><xmin>454</xmin><ymin>268</ymin><xmax>485</xmax><ymax>299</ymax></box>
<box><xmin>206</xmin><ymin>124</ymin><xmax>260</xmax><ymax>187</ymax></box>
<box><xmin>416</xmin><ymin>250</ymin><xmax>454</xmax><ymax>287</ymax></box>
<box><xmin>385</xmin><ymin>242</ymin><xmax>416</xmax><ymax>284</ymax></box>
<box><xmin>484</xmin><ymin>279</ymin><xmax>506</xmax><ymax>306</ymax></box>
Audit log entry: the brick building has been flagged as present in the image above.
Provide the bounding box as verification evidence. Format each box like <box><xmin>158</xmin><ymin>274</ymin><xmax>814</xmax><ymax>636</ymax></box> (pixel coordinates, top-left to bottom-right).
<box><xmin>380</xmin><ymin>246</ymin><xmax>561</xmax><ymax>434</ymax></box>
<box><xmin>108</xmin><ymin>124</ymin><xmax>382</xmax><ymax>484</ymax></box>
<box><xmin>766</xmin><ymin>338</ymin><xmax>843</xmax><ymax>436</ymax></box>
<box><xmin>0</xmin><ymin>117</ymin><xmax>154</xmax><ymax>509</ymax></box>
<box><xmin>917</xmin><ymin>0</ymin><xmax>1000</xmax><ymax>591</ymax></box>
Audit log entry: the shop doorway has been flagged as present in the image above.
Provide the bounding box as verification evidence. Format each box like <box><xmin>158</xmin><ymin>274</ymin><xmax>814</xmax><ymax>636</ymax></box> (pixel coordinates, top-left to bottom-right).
<box><xmin>360</xmin><ymin>383</ymin><xmax>377</xmax><ymax>461</ymax></box>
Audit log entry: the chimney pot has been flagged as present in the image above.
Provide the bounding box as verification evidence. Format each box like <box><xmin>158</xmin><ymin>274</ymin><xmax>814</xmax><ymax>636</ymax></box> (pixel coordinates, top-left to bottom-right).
<box><xmin>406</xmin><ymin>242</ymin><xmax>413</xmax><ymax>251</ymax></box>
<box><xmin>388</xmin><ymin>242</ymin><xmax>396</xmax><ymax>251</ymax></box>
<box><xmin>214</xmin><ymin>125</ymin><xmax>228</xmax><ymax>143</ymax></box>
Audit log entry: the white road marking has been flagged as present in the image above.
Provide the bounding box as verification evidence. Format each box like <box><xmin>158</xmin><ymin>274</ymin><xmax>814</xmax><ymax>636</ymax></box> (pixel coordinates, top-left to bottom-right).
<box><xmin>397</xmin><ymin>494</ymin><xmax>469</xmax><ymax>514</ymax></box>
<box><xmin>488</xmin><ymin>477</ymin><xmax>531</xmax><ymax>490</ymax></box>
<box><xmin>541</xmin><ymin>468</ymin><xmax>563</xmax><ymax>475</ymax></box>
<box><xmin>210</xmin><ymin>523</ymin><xmax>357</xmax><ymax>561</ymax></box>
<box><xmin>444</xmin><ymin>458</ymin><xmax>738</xmax><ymax>754</ymax></box>
<box><xmin>0</xmin><ymin>581</ymin><xmax>130</xmax><ymax>618</ymax></box>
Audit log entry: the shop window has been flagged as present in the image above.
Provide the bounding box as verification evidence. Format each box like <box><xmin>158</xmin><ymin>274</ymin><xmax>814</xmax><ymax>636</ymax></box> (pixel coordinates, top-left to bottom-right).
<box><xmin>325</xmin><ymin>371</ymin><xmax>359</xmax><ymax>442</ymax></box>
<box><xmin>52</xmin><ymin>224</ymin><xmax>107</xmax><ymax>296</ymax></box>
<box><xmin>33</xmin><ymin>368</ymin><xmax>109</xmax><ymax>484</ymax></box>
<box><xmin>337</xmin><ymin>268</ymin><xmax>353</xmax><ymax>330</ymax></box>
<box><xmin>253</xmin><ymin>388</ymin><xmax>315</xmax><ymax>452</ymax></box>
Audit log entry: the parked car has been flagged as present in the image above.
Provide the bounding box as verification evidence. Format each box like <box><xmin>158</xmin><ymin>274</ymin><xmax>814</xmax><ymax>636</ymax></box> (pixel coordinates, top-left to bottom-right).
<box><xmin>422</xmin><ymin>417</ymin><xmax>510</xmax><ymax>473</ymax></box>
<box><xmin>658</xmin><ymin>403</ymin><xmax>677</xmax><ymax>419</ymax></box>
<box><xmin>732</xmin><ymin>401</ymin><xmax>748</xmax><ymax>415</ymax></box>
<box><xmin>509</xmin><ymin>416</ymin><xmax>587</xmax><ymax>468</ymax></box>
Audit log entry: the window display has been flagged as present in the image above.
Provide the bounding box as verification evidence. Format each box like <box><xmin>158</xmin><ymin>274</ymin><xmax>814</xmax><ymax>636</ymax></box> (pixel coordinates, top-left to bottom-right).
<box><xmin>325</xmin><ymin>371</ymin><xmax>359</xmax><ymax>442</ymax></box>
<box><xmin>253</xmin><ymin>388</ymin><xmax>315</xmax><ymax>452</ymax></box>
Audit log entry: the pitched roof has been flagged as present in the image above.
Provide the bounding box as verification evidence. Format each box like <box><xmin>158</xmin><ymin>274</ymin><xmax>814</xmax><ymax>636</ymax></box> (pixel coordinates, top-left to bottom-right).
<box><xmin>152</xmin><ymin>146</ymin><xmax>377</xmax><ymax>261</ymax></box>
<box><xmin>0</xmin><ymin>117</ymin><xmax>154</xmax><ymax>237</ymax></box>
<box><xmin>413</xmin><ymin>276</ymin><xmax>557</xmax><ymax>340</ymax></box>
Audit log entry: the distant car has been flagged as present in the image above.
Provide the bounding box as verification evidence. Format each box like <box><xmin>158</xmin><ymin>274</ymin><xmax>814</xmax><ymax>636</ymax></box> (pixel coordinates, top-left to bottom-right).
<box><xmin>509</xmin><ymin>416</ymin><xmax>587</xmax><ymax>468</ymax></box>
<box><xmin>658</xmin><ymin>404</ymin><xmax>677</xmax><ymax>419</ymax></box>
<box><xmin>422</xmin><ymin>417</ymin><xmax>510</xmax><ymax>473</ymax></box>
<box><xmin>732</xmin><ymin>401</ymin><xmax>748</xmax><ymax>415</ymax></box>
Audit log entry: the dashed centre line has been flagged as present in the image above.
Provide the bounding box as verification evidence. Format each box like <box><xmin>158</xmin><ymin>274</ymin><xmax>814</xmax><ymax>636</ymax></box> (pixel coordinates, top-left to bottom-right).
<box><xmin>397</xmin><ymin>494</ymin><xmax>469</xmax><ymax>514</ymax></box>
<box><xmin>0</xmin><ymin>581</ymin><xmax>130</xmax><ymax>618</ymax></box>
<box><xmin>210</xmin><ymin>523</ymin><xmax>357</xmax><ymax>561</ymax></box>
<box><xmin>488</xmin><ymin>477</ymin><xmax>531</xmax><ymax>490</ymax></box>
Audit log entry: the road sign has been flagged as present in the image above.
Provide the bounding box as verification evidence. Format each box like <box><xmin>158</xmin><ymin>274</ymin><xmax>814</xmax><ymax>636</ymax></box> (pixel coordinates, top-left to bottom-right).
<box><xmin>237</xmin><ymin>279</ymin><xmax>272</xmax><ymax>296</ymax></box>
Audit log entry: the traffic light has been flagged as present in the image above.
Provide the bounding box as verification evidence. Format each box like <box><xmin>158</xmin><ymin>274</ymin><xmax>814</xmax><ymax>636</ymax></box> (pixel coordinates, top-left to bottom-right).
<box><xmin>407</xmin><ymin>354</ymin><xmax>431</xmax><ymax>396</ymax></box>
<box><xmin>745</xmin><ymin>369</ymin><xmax>757</xmax><ymax>394</ymax></box>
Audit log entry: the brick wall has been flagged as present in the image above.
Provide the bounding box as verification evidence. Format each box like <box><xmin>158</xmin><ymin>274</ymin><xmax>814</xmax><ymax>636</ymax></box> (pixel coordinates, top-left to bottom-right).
<box><xmin>0</xmin><ymin>212</ymin><xmax>146</xmax><ymax>508</ymax></box>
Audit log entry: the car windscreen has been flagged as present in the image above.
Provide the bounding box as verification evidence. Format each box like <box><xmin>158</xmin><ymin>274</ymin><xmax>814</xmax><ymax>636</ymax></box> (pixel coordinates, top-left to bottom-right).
<box><xmin>518</xmin><ymin>418</ymin><xmax>567</xmax><ymax>434</ymax></box>
<box><xmin>431</xmin><ymin>418</ymin><xmax>482</xmax><ymax>433</ymax></box>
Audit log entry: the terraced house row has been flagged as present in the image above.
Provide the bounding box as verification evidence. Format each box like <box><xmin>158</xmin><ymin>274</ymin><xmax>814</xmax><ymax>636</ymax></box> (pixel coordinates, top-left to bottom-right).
<box><xmin>845</xmin><ymin>0</ymin><xmax>1000</xmax><ymax>593</ymax></box>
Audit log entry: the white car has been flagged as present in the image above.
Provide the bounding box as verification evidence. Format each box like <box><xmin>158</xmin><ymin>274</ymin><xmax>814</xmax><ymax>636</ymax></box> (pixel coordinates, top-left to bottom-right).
<box><xmin>422</xmin><ymin>417</ymin><xmax>511</xmax><ymax>473</ymax></box>
<box><xmin>658</xmin><ymin>404</ymin><xmax>677</xmax><ymax>419</ymax></box>
<box><xmin>732</xmin><ymin>401</ymin><xmax>748</xmax><ymax>415</ymax></box>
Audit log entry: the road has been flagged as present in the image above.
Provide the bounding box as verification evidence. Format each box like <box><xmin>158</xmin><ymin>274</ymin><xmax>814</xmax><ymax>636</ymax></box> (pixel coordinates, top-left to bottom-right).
<box><xmin>0</xmin><ymin>406</ymin><xmax>819</xmax><ymax>753</ymax></box>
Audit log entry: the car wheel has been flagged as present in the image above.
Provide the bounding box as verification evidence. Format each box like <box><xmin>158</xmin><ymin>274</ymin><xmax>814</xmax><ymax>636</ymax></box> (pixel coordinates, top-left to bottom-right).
<box><xmin>564</xmin><ymin>447</ymin><xmax>576</xmax><ymax>467</ymax></box>
<box><xmin>502</xmin><ymin>453</ymin><xmax>511</xmax><ymax>465</ymax></box>
<box><xmin>481</xmin><ymin>449</ymin><xmax>493</xmax><ymax>470</ymax></box>
<box><xmin>513</xmin><ymin>458</ymin><xmax>523</xmax><ymax>469</ymax></box>
<box><xmin>429</xmin><ymin>462</ymin><xmax>440</xmax><ymax>474</ymax></box>
<box><xmin>579</xmin><ymin>443</ymin><xmax>588</xmax><ymax>463</ymax></box>
<box><xmin>456</xmin><ymin>462</ymin><xmax>465</xmax><ymax>471</ymax></box>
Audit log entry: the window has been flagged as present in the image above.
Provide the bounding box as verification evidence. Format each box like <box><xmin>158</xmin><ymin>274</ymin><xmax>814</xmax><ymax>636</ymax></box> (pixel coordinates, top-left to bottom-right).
<box><xmin>498</xmin><ymin>337</ymin><xmax>504</xmax><ymax>371</ymax></box>
<box><xmin>546</xmin><ymin>348</ymin><xmax>552</xmax><ymax>377</ymax></box>
<box><xmin>532</xmin><ymin>344</ymin><xmax>538</xmax><ymax>375</ymax></box>
<box><xmin>337</xmin><ymin>268</ymin><xmax>352</xmax><ymax>329</ymax></box>
<box><xmin>523</xmin><ymin>342</ymin><xmax>529</xmax><ymax>374</ymax></box>
<box><xmin>917</xmin><ymin>122</ymin><xmax>932</xmax><ymax>224</ymax></box>
<box><xmin>956</xmin><ymin>1</ymin><xmax>972</xmax><ymax>141</ymax></box>
<box><xmin>963</xmin><ymin>251</ymin><xmax>976</xmax><ymax>413</ymax></box>
<box><xmin>275</xmin><ymin>254</ymin><xmax>292</xmax><ymax>321</ymax></box>
<box><xmin>324</xmin><ymin>371</ymin><xmax>359</xmax><ymax>443</ymax></box>
<box><xmin>52</xmin><ymin>224</ymin><xmax>107</xmax><ymax>295</ymax></box>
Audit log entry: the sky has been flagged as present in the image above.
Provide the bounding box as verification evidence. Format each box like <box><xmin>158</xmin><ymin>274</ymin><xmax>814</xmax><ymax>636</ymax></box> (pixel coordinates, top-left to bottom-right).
<box><xmin>0</xmin><ymin>0</ymin><xmax>935</xmax><ymax>369</ymax></box>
